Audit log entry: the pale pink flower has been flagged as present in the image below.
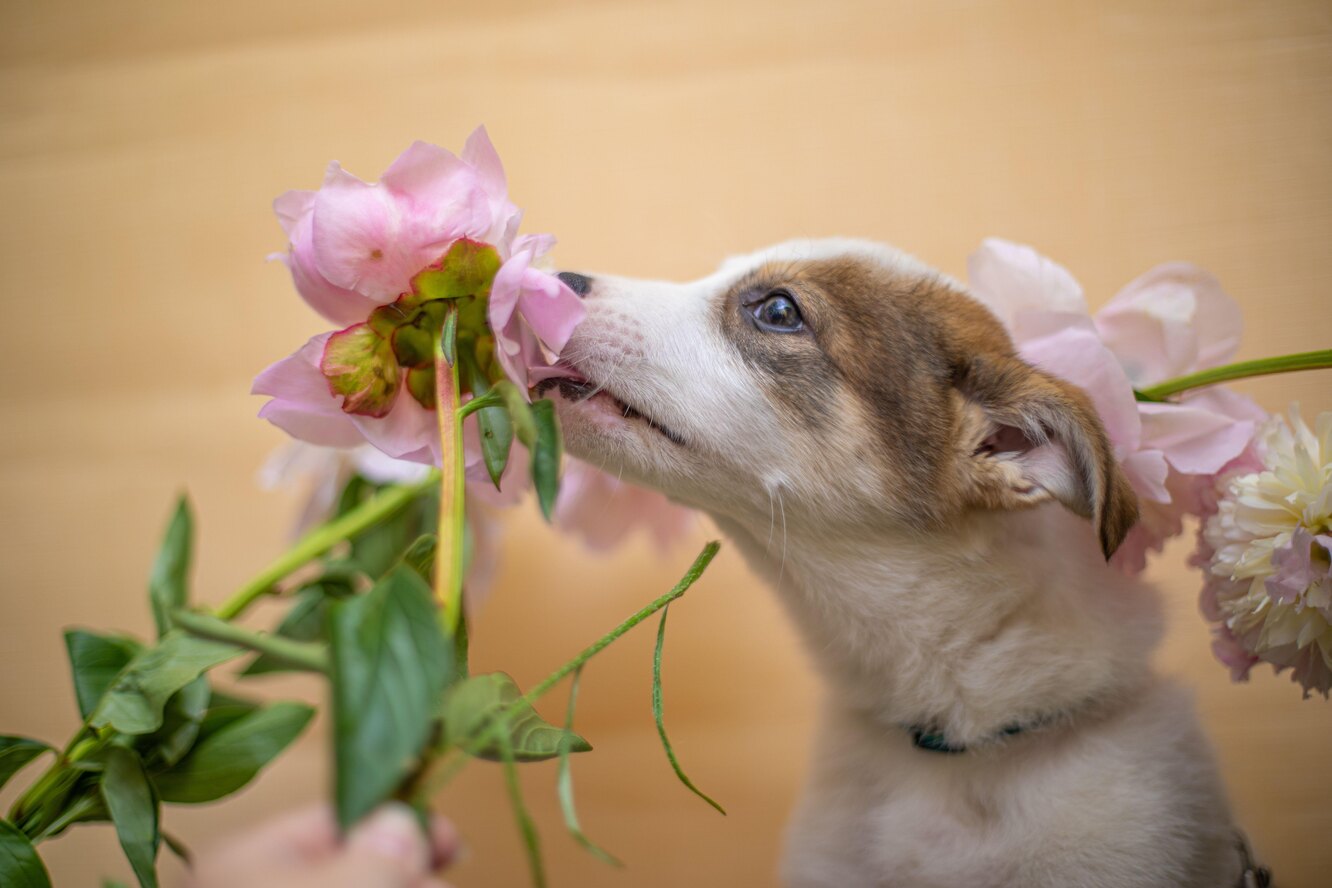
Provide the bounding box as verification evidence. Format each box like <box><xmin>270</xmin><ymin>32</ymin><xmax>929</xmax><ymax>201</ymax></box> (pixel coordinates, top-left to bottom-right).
<box><xmin>554</xmin><ymin>460</ymin><xmax>696</xmax><ymax>551</ymax></box>
<box><xmin>966</xmin><ymin>239</ymin><xmax>1264</xmax><ymax>572</ymax></box>
<box><xmin>256</xmin><ymin>129</ymin><xmax>584</xmax><ymax>470</ymax></box>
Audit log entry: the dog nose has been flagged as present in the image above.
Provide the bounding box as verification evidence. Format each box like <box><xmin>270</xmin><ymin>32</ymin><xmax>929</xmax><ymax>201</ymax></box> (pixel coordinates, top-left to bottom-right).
<box><xmin>557</xmin><ymin>271</ymin><xmax>592</xmax><ymax>297</ymax></box>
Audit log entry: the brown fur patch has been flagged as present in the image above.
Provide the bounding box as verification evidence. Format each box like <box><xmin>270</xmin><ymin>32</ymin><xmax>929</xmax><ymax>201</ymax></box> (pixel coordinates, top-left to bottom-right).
<box><xmin>714</xmin><ymin>254</ymin><xmax>1137</xmax><ymax>555</ymax></box>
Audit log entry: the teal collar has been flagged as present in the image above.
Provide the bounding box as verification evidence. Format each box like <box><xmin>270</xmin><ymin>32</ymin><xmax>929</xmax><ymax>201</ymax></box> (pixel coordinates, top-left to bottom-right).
<box><xmin>908</xmin><ymin>723</ymin><xmax>1025</xmax><ymax>754</ymax></box>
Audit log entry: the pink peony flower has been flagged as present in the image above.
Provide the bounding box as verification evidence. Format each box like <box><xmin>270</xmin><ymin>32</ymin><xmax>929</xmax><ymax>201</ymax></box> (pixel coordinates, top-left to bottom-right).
<box><xmin>255</xmin><ymin>128</ymin><xmax>584</xmax><ymax>469</ymax></box>
<box><xmin>966</xmin><ymin>239</ymin><xmax>1265</xmax><ymax>573</ymax></box>
<box><xmin>554</xmin><ymin>460</ymin><xmax>697</xmax><ymax>551</ymax></box>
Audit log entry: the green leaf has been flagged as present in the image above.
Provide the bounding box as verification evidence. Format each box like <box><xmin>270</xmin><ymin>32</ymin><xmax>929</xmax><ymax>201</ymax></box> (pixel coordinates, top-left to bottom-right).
<box><xmin>460</xmin><ymin>346</ymin><xmax>514</xmax><ymax>487</ymax></box>
<box><xmin>495</xmin><ymin>716</ymin><xmax>545</xmax><ymax>888</ymax></box>
<box><xmin>195</xmin><ymin>694</ymin><xmax>260</xmax><ymax>737</ymax></box>
<box><xmin>65</xmin><ymin>630</ymin><xmax>144</xmax><ymax>720</ymax></box>
<box><xmin>241</xmin><ymin>588</ymin><xmax>332</xmax><ymax>676</ymax></box>
<box><xmin>442</xmin><ymin>672</ymin><xmax>591</xmax><ymax>763</ymax></box>
<box><xmin>0</xmin><ymin>819</ymin><xmax>52</xmax><ymax>888</ymax></box>
<box><xmin>329</xmin><ymin>566</ymin><xmax>452</xmax><ymax>828</ymax></box>
<box><xmin>161</xmin><ymin>832</ymin><xmax>190</xmax><ymax>864</ymax></box>
<box><xmin>345</xmin><ymin>484</ymin><xmax>437</xmax><ymax>581</ymax></box>
<box><xmin>399</xmin><ymin>534</ymin><xmax>437</xmax><ymax>584</ymax></box>
<box><xmin>556</xmin><ymin>668</ymin><xmax>621</xmax><ymax>867</ymax></box>
<box><xmin>0</xmin><ymin>737</ymin><xmax>52</xmax><ymax>792</ymax></box>
<box><xmin>143</xmin><ymin>677</ymin><xmax>209</xmax><ymax>768</ymax></box>
<box><xmin>529</xmin><ymin>399</ymin><xmax>562</xmax><ymax>521</ymax></box>
<box><xmin>148</xmin><ymin>497</ymin><xmax>192</xmax><ymax>638</ymax></box>
<box><xmin>653</xmin><ymin>605</ymin><xmax>725</xmax><ymax>814</ymax></box>
<box><xmin>92</xmin><ymin>634</ymin><xmax>242</xmax><ymax>736</ymax></box>
<box><xmin>100</xmin><ymin>746</ymin><xmax>160</xmax><ymax>888</ymax></box>
<box><xmin>154</xmin><ymin>702</ymin><xmax>314</xmax><ymax>804</ymax></box>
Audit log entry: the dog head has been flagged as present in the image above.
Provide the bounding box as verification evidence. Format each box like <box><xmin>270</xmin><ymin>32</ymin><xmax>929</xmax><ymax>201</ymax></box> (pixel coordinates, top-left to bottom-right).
<box><xmin>540</xmin><ymin>239</ymin><xmax>1137</xmax><ymax>558</ymax></box>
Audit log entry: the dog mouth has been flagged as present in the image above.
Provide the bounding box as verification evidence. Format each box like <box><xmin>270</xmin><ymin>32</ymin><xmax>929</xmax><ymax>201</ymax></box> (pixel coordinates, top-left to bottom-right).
<box><xmin>533</xmin><ymin>373</ymin><xmax>686</xmax><ymax>447</ymax></box>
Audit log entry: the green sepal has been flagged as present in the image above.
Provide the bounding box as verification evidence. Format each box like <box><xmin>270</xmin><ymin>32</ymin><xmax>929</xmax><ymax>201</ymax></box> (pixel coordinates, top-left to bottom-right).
<box><xmin>411</xmin><ymin>239</ymin><xmax>501</xmax><ymax>303</ymax></box>
<box><xmin>441</xmin><ymin>672</ymin><xmax>591</xmax><ymax>763</ymax></box>
<box><xmin>405</xmin><ymin>364</ymin><xmax>436</xmax><ymax>410</ymax></box>
<box><xmin>321</xmin><ymin>323</ymin><xmax>400</xmax><ymax>418</ymax></box>
<box><xmin>147</xmin><ymin>497</ymin><xmax>192</xmax><ymax>638</ymax></box>
<box><xmin>391</xmin><ymin>317</ymin><xmax>436</xmax><ymax>369</ymax></box>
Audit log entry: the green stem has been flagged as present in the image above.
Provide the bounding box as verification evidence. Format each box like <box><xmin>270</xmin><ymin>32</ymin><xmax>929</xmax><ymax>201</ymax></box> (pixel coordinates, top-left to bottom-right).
<box><xmin>433</xmin><ymin>314</ymin><xmax>467</xmax><ymax>638</ymax></box>
<box><xmin>173</xmin><ymin>610</ymin><xmax>329</xmax><ymax>672</ymax></box>
<box><xmin>1135</xmin><ymin>349</ymin><xmax>1332</xmax><ymax>402</ymax></box>
<box><xmin>413</xmin><ymin>542</ymin><xmax>722</xmax><ymax>804</ymax></box>
<box><xmin>213</xmin><ymin>473</ymin><xmax>438</xmax><ymax>621</ymax></box>
<box><xmin>518</xmin><ymin>541</ymin><xmax>722</xmax><ymax>706</ymax></box>
<box><xmin>456</xmin><ymin>389</ymin><xmax>503</xmax><ymax>420</ymax></box>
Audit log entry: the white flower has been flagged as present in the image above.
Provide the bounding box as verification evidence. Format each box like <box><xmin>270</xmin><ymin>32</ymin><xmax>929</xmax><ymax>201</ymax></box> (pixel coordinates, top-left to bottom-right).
<box><xmin>1200</xmin><ymin>408</ymin><xmax>1332</xmax><ymax>697</ymax></box>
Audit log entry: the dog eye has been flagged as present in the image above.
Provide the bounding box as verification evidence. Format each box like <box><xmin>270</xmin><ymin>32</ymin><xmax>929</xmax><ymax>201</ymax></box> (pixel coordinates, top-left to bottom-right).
<box><xmin>751</xmin><ymin>291</ymin><xmax>804</xmax><ymax>332</ymax></box>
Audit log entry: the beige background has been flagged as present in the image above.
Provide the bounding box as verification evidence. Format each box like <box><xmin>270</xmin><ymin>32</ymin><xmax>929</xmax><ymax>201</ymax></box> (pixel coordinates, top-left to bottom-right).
<box><xmin>2</xmin><ymin>1</ymin><xmax>1331</xmax><ymax>885</ymax></box>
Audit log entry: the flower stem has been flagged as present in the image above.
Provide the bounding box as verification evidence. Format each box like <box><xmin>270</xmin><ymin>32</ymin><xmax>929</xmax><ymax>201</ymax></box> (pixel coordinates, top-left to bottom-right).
<box><xmin>519</xmin><ymin>541</ymin><xmax>721</xmax><ymax>706</ymax></box>
<box><xmin>173</xmin><ymin>609</ymin><xmax>329</xmax><ymax>672</ymax></box>
<box><xmin>1135</xmin><ymin>349</ymin><xmax>1332</xmax><ymax>402</ymax></box>
<box><xmin>213</xmin><ymin>473</ymin><xmax>439</xmax><ymax>621</ymax></box>
<box><xmin>412</xmin><ymin>541</ymin><xmax>722</xmax><ymax>803</ymax></box>
<box><xmin>434</xmin><ymin>312</ymin><xmax>466</xmax><ymax>637</ymax></box>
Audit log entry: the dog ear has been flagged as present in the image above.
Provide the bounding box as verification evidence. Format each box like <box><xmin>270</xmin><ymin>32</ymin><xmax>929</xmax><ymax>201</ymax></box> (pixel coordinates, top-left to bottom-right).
<box><xmin>953</xmin><ymin>354</ymin><xmax>1138</xmax><ymax>559</ymax></box>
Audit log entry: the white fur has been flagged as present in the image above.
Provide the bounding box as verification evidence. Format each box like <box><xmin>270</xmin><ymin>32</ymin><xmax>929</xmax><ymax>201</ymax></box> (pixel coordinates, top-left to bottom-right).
<box><xmin>548</xmin><ymin>240</ymin><xmax>1246</xmax><ymax>887</ymax></box>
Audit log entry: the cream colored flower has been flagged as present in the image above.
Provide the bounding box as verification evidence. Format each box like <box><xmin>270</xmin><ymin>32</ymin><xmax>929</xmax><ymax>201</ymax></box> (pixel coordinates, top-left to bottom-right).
<box><xmin>1200</xmin><ymin>408</ymin><xmax>1332</xmax><ymax>697</ymax></box>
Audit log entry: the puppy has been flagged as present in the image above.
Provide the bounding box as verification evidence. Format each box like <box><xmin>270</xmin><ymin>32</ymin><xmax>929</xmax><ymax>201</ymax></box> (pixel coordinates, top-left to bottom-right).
<box><xmin>539</xmin><ymin>240</ymin><xmax>1255</xmax><ymax>888</ymax></box>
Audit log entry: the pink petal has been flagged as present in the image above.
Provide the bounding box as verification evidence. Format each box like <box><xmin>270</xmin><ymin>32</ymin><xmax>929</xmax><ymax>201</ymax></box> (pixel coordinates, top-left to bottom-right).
<box><xmin>489</xmin><ymin>247</ymin><xmax>527</xmax><ymax>335</ymax></box>
<box><xmin>554</xmin><ymin>460</ymin><xmax>695</xmax><ymax>551</ymax></box>
<box><xmin>515</xmin><ymin>267</ymin><xmax>586</xmax><ymax>356</ymax></box>
<box><xmin>273</xmin><ymin>190</ymin><xmax>382</xmax><ymax>326</ymax></box>
<box><xmin>311</xmin><ymin>163</ymin><xmax>434</xmax><ymax>302</ymax></box>
<box><xmin>966</xmin><ymin>238</ymin><xmax>1088</xmax><ymax>327</ymax></box>
<box><xmin>1095</xmin><ymin>263</ymin><xmax>1242</xmax><ymax>386</ymax></box>
<box><xmin>512</xmin><ymin>232</ymin><xmax>556</xmax><ymax>259</ymax></box>
<box><xmin>461</xmin><ymin>126</ymin><xmax>508</xmax><ymax>203</ymax></box>
<box><xmin>252</xmin><ymin>334</ymin><xmax>364</xmax><ymax>447</ymax></box>
<box><xmin>348</xmin><ymin>387</ymin><xmax>439</xmax><ymax>463</ymax></box>
<box><xmin>1137</xmin><ymin>402</ymin><xmax>1256</xmax><ymax>475</ymax></box>
<box><xmin>1120</xmin><ymin>449</ymin><xmax>1171</xmax><ymax>503</ymax></box>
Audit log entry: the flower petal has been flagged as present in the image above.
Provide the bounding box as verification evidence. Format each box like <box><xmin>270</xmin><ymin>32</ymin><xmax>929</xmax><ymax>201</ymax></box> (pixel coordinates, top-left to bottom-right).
<box><xmin>1138</xmin><ymin>402</ymin><xmax>1256</xmax><ymax>475</ymax></box>
<box><xmin>554</xmin><ymin>460</ymin><xmax>695</xmax><ymax>551</ymax></box>
<box><xmin>515</xmin><ymin>267</ymin><xmax>586</xmax><ymax>356</ymax></box>
<box><xmin>312</xmin><ymin>162</ymin><xmax>436</xmax><ymax>302</ymax></box>
<box><xmin>252</xmin><ymin>334</ymin><xmax>365</xmax><ymax>447</ymax></box>
<box><xmin>1095</xmin><ymin>263</ymin><xmax>1242</xmax><ymax>386</ymax></box>
<box><xmin>349</xmin><ymin>387</ymin><xmax>439</xmax><ymax>463</ymax></box>
<box><xmin>273</xmin><ymin>190</ymin><xmax>382</xmax><ymax>326</ymax></box>
<box><xmin>966</xmin><ymin>238</ymin><xmax>1088</xmax><ymax>327</ymax></box>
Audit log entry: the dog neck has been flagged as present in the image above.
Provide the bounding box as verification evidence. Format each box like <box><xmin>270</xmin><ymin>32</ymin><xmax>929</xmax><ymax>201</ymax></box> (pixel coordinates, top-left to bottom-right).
<box><xmin>708</xmin><ymin>501</ymin><xmax>1163</xmax><ymax>747</ymax></box>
